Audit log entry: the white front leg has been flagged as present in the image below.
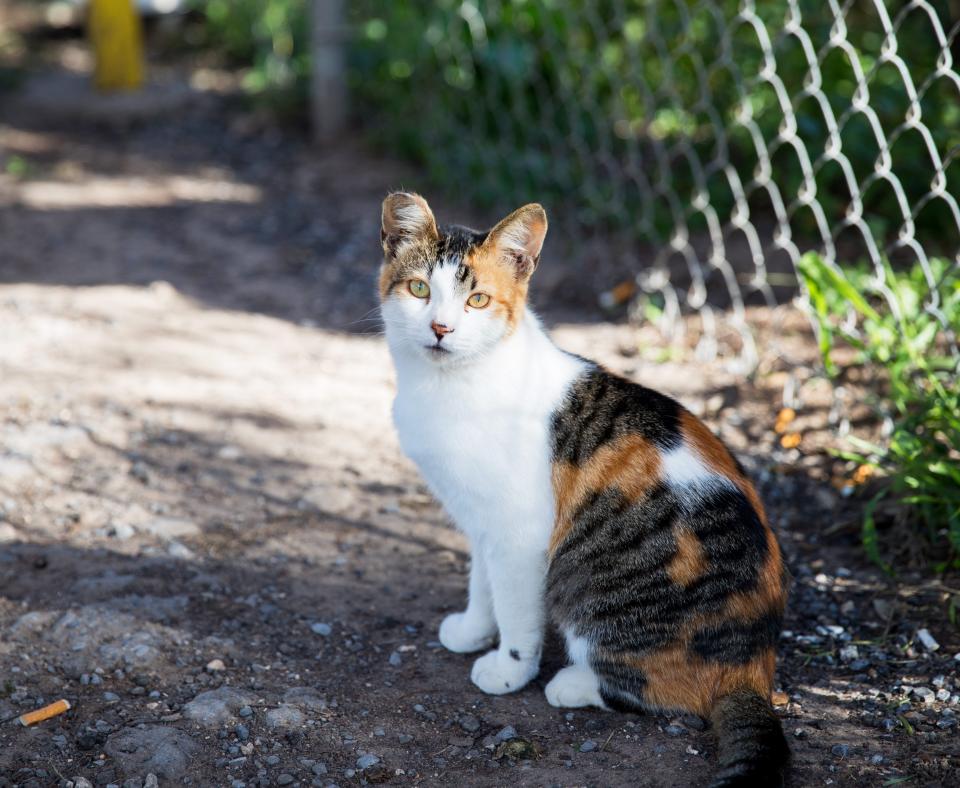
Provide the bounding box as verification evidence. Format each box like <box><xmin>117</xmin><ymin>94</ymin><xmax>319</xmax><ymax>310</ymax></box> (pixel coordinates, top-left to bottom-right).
<box><xmin>470</xmin><ymin>545</ymin><xmax>546</xmax><ymax>695</ymax></box>
<box><xmin>439</xmin><ymin>540</ymin><xmax>497</xmax><ymax>653</ymax></box>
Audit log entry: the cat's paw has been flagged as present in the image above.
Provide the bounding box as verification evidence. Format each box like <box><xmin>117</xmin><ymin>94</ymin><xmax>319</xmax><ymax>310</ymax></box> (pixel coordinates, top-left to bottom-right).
<box><xmin>439</xmin><ymin>612</ymin><xmax>497</xmax><ymax>654</ymax></box>
<box><xmin>470</xmin><ymin>648</ymin><xmax>538</xmax><ymax>695</ymax></box>
<box><xmin>544</xmin><ymin>666</ymin><xmax>607</xmax><ymax>709</ymax></box>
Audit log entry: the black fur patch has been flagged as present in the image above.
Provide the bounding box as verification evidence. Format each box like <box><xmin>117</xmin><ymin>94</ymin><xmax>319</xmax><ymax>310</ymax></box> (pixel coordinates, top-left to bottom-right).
<box><xmin>551</xmin><ymin>366</ymin><xmax>683</xmax><ymax>465</ymax></box>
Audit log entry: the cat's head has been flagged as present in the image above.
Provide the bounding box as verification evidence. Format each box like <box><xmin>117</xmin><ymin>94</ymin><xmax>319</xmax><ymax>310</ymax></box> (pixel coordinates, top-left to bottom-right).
<box><xmin>379</xmin><ymin>192</ymin><xmax>547</xmax><ymax>366</ymax></box>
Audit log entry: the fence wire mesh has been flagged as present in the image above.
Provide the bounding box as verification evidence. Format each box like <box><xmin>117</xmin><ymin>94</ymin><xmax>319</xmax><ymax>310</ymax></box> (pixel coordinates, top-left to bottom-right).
<box><xmin>349</xmin><ymin>1</ymin><xmax>960</xmax><ymax>370</ymax></box>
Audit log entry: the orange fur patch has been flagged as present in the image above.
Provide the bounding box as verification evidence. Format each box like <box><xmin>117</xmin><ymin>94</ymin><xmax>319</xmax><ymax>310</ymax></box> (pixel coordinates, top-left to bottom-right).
<box><xmin>680</xmin><ymin>410</ymin><xmax>767</xmax><ymax>525</ymax></box>
<box><xmin>666</xmin><ymin>527</ymin><xmax>708</xmax><ymax>587</ymax></box>
<box><xmin>622</xmin><ymin>641</ymin><xmax>777</xmax><ymax>718</ymax></box>
<box><xmin>463</xmin><ymin>245</ymin><xmax>529</xmax><ymax>333</ymax></box>
<box><xmin>550</xmin><ymin>434</ymin><xmax>661</xmax><ymax>556</ymax></box>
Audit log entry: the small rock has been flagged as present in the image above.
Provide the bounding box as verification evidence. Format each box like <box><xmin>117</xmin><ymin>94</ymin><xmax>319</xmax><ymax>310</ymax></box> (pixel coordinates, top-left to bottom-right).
<box><xmin>681</xmin><ymin>714</ymin><xmax>706</xmax><ymax>731</ymax></box>
<box><xmin>144</xmin><ymin>777</ymin><xmax>158</xmax><ymax>788</ymax></box>
<box><xmin>310</xmin><ymin>623</ymin><xmax>332</xmax><ymax>636</ymax></box>
<box><xmin>913</xmin><ymin>687</ymin><xmax>936</xmax><ymax>704</ymax></box>
<box><xmin>664</xmin><ymin>725</ymin><xmax>685</xmax><ymax>737</ymax></box>
<box><xmin>238</xmin><ymin>705</ymin><xmax>253</xmax><ymax>718</ymax></box>
<box><xmin>869</xmin><ymin>754</ymin><xmax>884</xmax><ymax>765</ymax></box>
<box><xmin>937</xmin><ymin>689</ymin><xmax>950</xmax><ymax>702</ymax></box>
<box><xmin>579</xmin><ymin>740</ymin><xmax>598</xmax><ymax>752</ymax></box>
<box><xmin>917</xmin><ymin>629</ymin><xmax>940</xmax><ymax>652</ymax></box>
<box><xmin>839</xmin><ymin>645</ymin><xmax>859</xmax><ymax>663</ymax></box>
<box><xmin>388</xmin><ymin>652</ymin><xmax>402</xmax><ymax>668</ymax></box>
<box><xmin>104</xmin><ymin>727</ymin><xmax>199</xmax><ymax>780</ymax></box>
<box><xmin>495</xmin><ymin>737</ymin><xmax>539</xmax><ymax>760</ymax></box>
<box><xmin>205</xmin><ymin>659</ymin><xmax>226</xmax><ymax>672</ymax></box>
<box><xmin>103</xmin><ymin>692</ymin><xmax>120</xmax><ymax>702</ymax></box>
<box><xmin>311</xmin><ymin>763</ymin><xmax>328</xmax><ymax>775</ymax></box>
<box><xmin>73</xmin><ymin>780</ymin><xmax>94</xmax><ymax>788</ymax></box>
<box><xmin>235</xmin><ymin>724</ymin><xmax>249</xmax><ymax>741</ymax></box>
<box><xmin>141</xmin><ymin>517</ymin><xmax>199</xmax><ymax>540</ymax></box>
<box><xmin>495</xmin><ymin>725</ymin><xmax>516</xmax><ymax>741</ymax></box>
<box><xmin>265</xmin><ymin>755</ymin><xmax>281</xmax><ymax>766</ymax></box>
<box><xmin>356</xmin><ymin>754</ymin><xmax>380</xmax><ymax>770</ymax></box>
<box><xmin>398</xmin><ymin>734</ymin><xmax>413</xmax><ymax>744</ymax></box>
<box><xmin>276</xmin><ymin>775</ymin><xmax>294</xmax><ymax>786</ymax></box>
<box><xmin>831</xmin><ymin>744</ymin><xmax>850</xmax><ymax>759</ymax></box>
<box><xmin>265</xmin><ymin>705</ymin><xmax>305</xmax><ymax>729</ymax></box>
<box><xmin>182</xmin><ymin>687</ymin><xmax>256</xmax><ymax>727</ymax></box>
<box><xmin>459</xmin><ymin>714</ymin><xmax>480</xmax><ymax>733</ymax></box>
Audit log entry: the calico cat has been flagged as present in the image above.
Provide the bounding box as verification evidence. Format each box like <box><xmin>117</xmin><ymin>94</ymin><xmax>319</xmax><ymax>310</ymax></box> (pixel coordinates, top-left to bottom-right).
<box><xmin>379</xmin><ymin>192</ymin><xmax>789</xmax><ymax>787</ymax></box>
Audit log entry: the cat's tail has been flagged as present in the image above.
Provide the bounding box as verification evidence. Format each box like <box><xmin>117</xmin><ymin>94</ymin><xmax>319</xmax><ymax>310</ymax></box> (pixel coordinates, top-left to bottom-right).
<box><xmin>707</xmin><ymin>688</ymin><xmax>789</xmax><ymax>788</ymax></box>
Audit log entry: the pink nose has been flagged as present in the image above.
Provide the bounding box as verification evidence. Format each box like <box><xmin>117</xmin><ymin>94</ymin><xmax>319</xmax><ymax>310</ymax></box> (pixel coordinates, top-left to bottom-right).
<box><xmin>431</xmin><ymin>321</ymin><xmax>453</xmax><ymax>340</ymax></box>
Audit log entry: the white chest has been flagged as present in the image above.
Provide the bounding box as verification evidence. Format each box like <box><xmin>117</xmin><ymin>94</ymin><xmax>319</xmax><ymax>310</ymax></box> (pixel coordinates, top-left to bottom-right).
<box><xmin>389</xmin><ymin>321</ymin><xmax>585</xmax><ymax>545</ymax></box>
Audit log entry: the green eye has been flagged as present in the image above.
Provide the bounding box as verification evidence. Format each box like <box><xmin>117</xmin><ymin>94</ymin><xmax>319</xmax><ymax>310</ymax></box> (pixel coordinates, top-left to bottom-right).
<box><xmin>468</xmin><ymin>293</ymin><xmax>491</xmax><ymax>309</ymax></box>
<box><xmin>408</xmin><ymin>280</ymin><xmax>430</xmax><ymax>298</ymax></box>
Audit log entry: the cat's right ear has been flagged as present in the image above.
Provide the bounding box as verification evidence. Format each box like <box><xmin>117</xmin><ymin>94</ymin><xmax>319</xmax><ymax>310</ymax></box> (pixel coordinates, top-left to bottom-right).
<box><xmin>381</xmin><ymin>192</ymin><xmax>438</xmax><ymax>257</ymax></box>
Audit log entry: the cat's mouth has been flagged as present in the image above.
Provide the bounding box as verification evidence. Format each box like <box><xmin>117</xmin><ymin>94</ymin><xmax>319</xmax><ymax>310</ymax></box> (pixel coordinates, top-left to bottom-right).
<box><xmin>425</xmin><ymin>344</ymin><xmax>451</xmax><ymax>356</ymax></box>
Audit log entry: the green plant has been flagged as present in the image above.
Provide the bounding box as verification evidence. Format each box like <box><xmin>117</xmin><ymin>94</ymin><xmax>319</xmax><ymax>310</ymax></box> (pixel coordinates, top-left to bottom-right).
<box><xmin>798</xmin><ymin>251</ymin><xmax>960</xmax><ymax>572</ymax></box>
<box><xmin>194</xmin><ymin>0</ymin><xmax>310</xmax><ymax>117</ymax></box>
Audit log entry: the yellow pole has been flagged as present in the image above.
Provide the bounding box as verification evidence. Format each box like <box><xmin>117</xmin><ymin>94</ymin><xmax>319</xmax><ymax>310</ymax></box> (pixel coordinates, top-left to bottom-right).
<box><xmin>88</xmin><ymin>0</ymin><xmax>145</xmax><ymax>92</ymax></box>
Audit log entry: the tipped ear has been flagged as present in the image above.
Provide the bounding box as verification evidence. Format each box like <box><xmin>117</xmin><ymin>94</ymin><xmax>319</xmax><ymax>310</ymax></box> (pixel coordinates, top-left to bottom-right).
<box><xmin>381</xmin><ymin>192</ymin><xmax>438</xmax><ymax>256</ymax></box>
<box><xmin>485</xmin><ymin>203</ymin><xmax>548</xmax><ymax>279</ymax></box>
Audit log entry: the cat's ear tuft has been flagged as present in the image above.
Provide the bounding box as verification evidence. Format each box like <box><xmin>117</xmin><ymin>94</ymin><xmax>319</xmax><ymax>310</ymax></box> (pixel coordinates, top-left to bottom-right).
<box><xmin>486</xmin><ymin>203</ymin><xmax>548</xmax><ymax>279</ymax></box>
<box><xmin>381</xmin><ymin>192</ymin><xmax>438</xmax><ymax>256</ymax></box>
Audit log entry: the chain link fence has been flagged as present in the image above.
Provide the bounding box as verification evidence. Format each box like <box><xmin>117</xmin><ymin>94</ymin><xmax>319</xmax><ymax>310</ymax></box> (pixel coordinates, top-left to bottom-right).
<box><xmin>347</xmin><ymin>0</ymin><xmax>960</xmax><ymax>370</ymax></box>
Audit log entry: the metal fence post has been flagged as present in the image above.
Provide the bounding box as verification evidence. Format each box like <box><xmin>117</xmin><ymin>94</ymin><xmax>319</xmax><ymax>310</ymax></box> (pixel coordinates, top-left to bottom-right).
<box><xmin>311</xmin><ymin>0</ymin><xmax>348</xmax><ymax>144</ymax></box>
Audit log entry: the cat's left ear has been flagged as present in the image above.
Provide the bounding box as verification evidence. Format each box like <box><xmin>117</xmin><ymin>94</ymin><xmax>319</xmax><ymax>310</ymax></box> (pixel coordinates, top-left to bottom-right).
<box><xmin>484</xmin><ymin>204</ymin><xmax>548</xmax><ymax>280</ymax></box>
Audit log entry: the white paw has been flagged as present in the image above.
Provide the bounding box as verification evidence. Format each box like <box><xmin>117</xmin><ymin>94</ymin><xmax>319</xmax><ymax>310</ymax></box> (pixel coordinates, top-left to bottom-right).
<box><xmin>470</xmin><ymin>648</ymin><xmax>539</xmax><ymax>695</ymax></box>
<box><xmin>438</xmin><ymin>612</ymin><xmax>497</xmax><ymax>654</ymax></box>
<box><xmin>545</xmin><ymin>666</ymin><xmax>607</xmax><ymax>709</ymax></box>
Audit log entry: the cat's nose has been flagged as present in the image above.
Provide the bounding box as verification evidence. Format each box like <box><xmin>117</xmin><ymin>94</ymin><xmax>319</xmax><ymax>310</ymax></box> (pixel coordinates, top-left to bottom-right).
<box><xmin>431</xmin><ymin>321</ymin><xmax>454</xmax><ymax>341</ymax></box>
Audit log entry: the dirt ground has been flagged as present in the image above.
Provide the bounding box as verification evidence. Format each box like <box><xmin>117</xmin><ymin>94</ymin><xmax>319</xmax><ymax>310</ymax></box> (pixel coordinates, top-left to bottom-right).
<box><xmin>0</xmin><ymin>33</ymin><xmax>958</xmax><ymax>788</ymax></box>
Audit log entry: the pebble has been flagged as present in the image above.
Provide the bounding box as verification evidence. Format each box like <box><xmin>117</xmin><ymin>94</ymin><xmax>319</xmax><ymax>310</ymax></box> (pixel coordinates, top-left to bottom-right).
<box><xmin>398</xmin><ymin>734</ymin><xmax>413</xmax><ymax>744</ymax></box>
<box><xmin>310</xmin><ymin>623</ymin><xmax>332</xmax><ymax>636</ymax></box>
<box><xmin>239</xmin><ymin>705</ymin><xmax>253</xmax><ymax>718</ymax></box>
<box><xmin>74</xmin><ymin>780</ymin><xmax>94</xmax><ymax>788</ymax></box>
<box><xmin>144</xmin><ymin>777</ymin><xmax>158</xmax><ymax>788</ymax></box>
<box><xmin>103</xmin><ymin>692</ymin><xmax>120</xmax><ymax>702</ymax></box>
<box><xmin>936</xmin><ymin>689</ymin><xmax>950</xmax><ymax>702</ymax></box>
<box><xmin>869</xmin><ymin>754</ymin><xmax>884</xmax><ymax>765</ymax></box>
<box><xmin>459</xmin><ymin>713</ymin><xmax>481</xmax><ymax>733</ymax></box>
<box><xmin>495</xmin><ymin>725</ymin><xmax>516</xmax><ymax>741</ymax></box>
<box><xmin>579</xmin><ymin>740</ymin><xmax>597</xmax><ymax>752</ymax></box>
<box><xmin>276</xmin><ymin>775</ymin><xmax>294</xmax><ymax>786</ymax></box>
<box><xmin>235</xmin><ymin>724</ymin><xmax>249</xmax><ymax>741</ymax></box>
<box><xmin>266</xmin><ymin>705</ymin><xmax>306</xmax><ymax>729</ymax></box>
<box><xmin>206</xmin><ymin>659</ymin><xmax>226</xmax><ymax>672</ymax></box>
<box><xmin>831</xmin><ymin>744</ymin><xmax>850</xmax><ymax>758</ymax></box>
<box><xmin>311</xmin><ymin>763</ymin><xmax>328</xmax><ymax>775</ymax></box>
<box><xmin>266</xmin><ymin>755</ymin><xmax>281</xmax><ymax>766</ymax></box>
<box><xmin>916</xmin><ymin>629</ymin><xmax>940</xmax><ymax>652</ymax></box>
<box><xmin>912</xmin><ymin>687</ymin><xmax>935</xmax><ymax>704</ymax></box>
<box><xmin>356</xmin><ymin>754</ymin><xmax>380</xmax><ymax>770</ymax></box>
<box><xmin>388</xmin><ymin>651</ymin><xmax>402</xmax><ymax>667</ymax></box>
<box><xmin>664</xmin><ymin>724</ymin><xmax>685</xmax><ymax>737</ymax></box>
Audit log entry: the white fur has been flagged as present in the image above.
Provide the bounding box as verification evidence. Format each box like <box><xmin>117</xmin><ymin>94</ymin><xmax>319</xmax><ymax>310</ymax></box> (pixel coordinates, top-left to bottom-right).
<box><xmin>385</xmin><ymin>262</ymin><xmax>586</xmax><ymax>695</ymax></box>
<box><xmin>545</xmin><ymin>665</ymin><xmax>606</xmax><ymax>709</ymax></box>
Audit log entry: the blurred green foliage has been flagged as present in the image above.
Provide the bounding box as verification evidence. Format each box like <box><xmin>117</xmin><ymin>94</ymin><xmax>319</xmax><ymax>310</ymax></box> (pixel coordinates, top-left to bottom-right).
<box><xmin>193</xmin><ymin>0</ymin><xmax>310</xmax><ymax>116</ymax></box>
<box><xmin>348</xmin><ymin>0</ymin><xmax>960</xmax><ymax>253</ymax></box>
<box><xmin>799</xmin><ymin>252</ymin><xmax>960</xmax><ymax>573</ymax></box>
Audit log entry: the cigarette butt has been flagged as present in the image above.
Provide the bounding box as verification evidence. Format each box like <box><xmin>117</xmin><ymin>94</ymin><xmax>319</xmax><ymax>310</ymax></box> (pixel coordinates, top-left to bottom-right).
<box><xmin>18</xmin><ymin>699</ymin><xmax>71</xmax><ymax>726</ymax></box>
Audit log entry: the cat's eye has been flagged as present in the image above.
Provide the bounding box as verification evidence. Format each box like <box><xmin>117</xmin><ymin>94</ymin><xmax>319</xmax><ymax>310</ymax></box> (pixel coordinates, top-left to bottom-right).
<box><xmin>408</xmin><ymin>280</ymin><xmax>430</xmax><ymax>299</ymax></box>
<box><xmin>467</xmin><ymin>293</ymin><xmax>491</xmax><ymax>309</ymax></box>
